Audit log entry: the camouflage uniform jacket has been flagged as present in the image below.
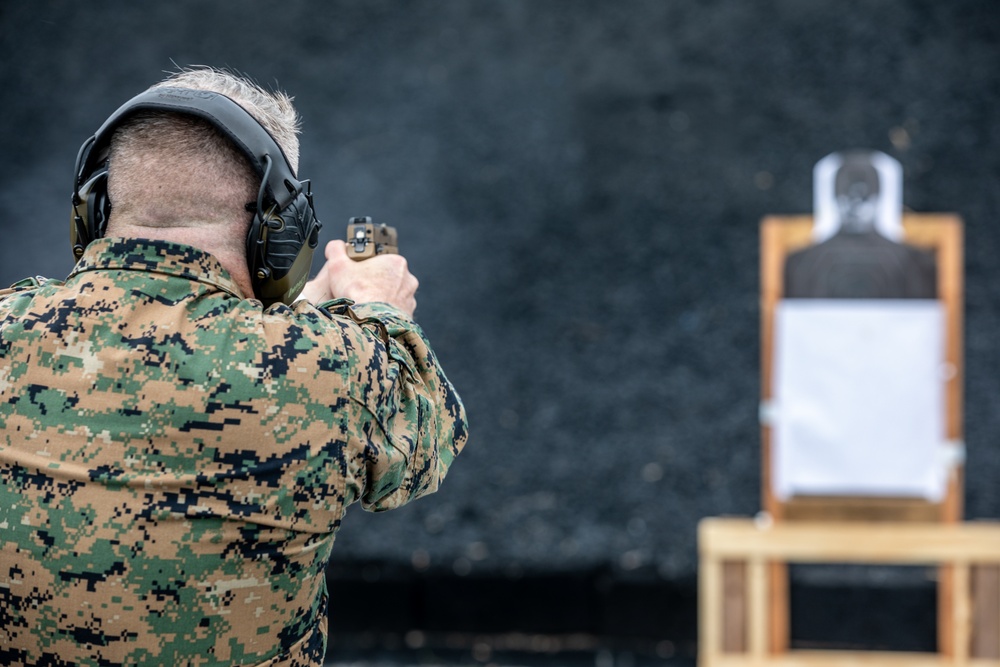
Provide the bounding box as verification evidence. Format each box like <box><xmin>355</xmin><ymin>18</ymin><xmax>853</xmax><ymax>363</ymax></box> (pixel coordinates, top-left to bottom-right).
<box><xmin>0</xmin><ymin>237</ymin><xmax>468</xmax><ymax>667</ymax></box>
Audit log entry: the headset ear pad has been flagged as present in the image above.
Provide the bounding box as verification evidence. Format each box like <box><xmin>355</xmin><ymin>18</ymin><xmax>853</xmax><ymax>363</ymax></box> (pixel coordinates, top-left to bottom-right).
<box><xmin>247</xmin><ymin>187</ymin><xmax>321</xmax><ymax>307</ymax></box>
<box><xmin>71</xmin><ymin>167</ymin><xmax>110</xmax><ymax>259</ymax></box>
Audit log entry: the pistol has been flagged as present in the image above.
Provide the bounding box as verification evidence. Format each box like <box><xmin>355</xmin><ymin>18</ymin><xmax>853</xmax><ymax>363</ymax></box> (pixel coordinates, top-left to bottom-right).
<box><xmin>346</xmin><ymin>216</ymin><xmax>399</xmax><ymax>261</ymax></box>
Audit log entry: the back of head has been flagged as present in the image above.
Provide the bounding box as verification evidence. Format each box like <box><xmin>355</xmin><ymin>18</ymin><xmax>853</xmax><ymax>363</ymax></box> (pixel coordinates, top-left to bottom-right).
<box><xmin>73</xmin><ymin>66</ymin><xmax>321</xmax><ymax>305</ymax></box>
<box><xmin>105</xmin><ymin>68</ymin><xmax>301</xmax><ymax>248</ymax></box>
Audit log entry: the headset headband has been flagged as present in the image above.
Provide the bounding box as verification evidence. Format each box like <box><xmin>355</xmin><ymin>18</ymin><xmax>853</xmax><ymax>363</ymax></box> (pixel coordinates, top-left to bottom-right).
<box><xmin>75</xmin><ymin>87</ymin><xmax>300</xmax><ymax>209</ymax></box>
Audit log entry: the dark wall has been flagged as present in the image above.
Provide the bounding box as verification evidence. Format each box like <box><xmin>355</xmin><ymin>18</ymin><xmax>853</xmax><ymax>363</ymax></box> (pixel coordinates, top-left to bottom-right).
<box><xmin>2</xmin><ymin>1</ymin><xmax>999</xmax><ymax>589</ymax></box>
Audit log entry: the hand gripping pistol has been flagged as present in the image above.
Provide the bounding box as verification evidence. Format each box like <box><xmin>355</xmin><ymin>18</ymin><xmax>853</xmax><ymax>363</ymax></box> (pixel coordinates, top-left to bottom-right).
<box><xmin>346</xmin><ymin>216</ymin><xmax>399</xmax><ymax>261</ymax></box>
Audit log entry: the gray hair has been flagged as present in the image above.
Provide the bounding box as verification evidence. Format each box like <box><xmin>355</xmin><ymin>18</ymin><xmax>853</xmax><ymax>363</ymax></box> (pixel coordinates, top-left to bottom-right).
<box><xmin>149</xmin><ymin>66</ymin><xmax>301</xmax><ymax>172</ymax></box>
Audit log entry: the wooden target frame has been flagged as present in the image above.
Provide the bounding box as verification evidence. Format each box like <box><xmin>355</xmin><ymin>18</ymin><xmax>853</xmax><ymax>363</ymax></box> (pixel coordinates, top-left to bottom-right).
<box><xmin>760</xmin><ymin>213</ymin><xmax>965</xmax><ymax>524</ymax></box>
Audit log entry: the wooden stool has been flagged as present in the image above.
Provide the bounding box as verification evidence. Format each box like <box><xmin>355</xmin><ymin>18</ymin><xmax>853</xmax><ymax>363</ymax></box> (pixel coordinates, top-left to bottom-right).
<box><xmin>698</xmin><ymin>518</ymin><xmax>1000</xmax><ymax>665</ymax></box>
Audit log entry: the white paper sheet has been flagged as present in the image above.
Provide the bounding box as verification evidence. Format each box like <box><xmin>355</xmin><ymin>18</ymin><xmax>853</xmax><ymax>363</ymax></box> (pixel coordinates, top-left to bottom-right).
<box><xmin>772</xmin><ymin>300</ymin><xmax>947</xmax><ymax>501</ymax></box>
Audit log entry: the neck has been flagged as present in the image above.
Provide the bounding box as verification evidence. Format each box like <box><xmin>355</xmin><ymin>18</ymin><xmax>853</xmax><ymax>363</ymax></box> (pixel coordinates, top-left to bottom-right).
<box><xmin>106</xmin><ymin>218</ymin><xmax>254</xmax><ymax>299</ymax></box>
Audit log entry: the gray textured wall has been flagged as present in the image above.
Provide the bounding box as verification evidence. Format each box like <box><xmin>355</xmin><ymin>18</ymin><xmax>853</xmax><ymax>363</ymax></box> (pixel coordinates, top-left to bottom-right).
<box><xmin>2</xmin><ymin>1</ymin><xmax>999</xmax><ymax>589</ymax></box>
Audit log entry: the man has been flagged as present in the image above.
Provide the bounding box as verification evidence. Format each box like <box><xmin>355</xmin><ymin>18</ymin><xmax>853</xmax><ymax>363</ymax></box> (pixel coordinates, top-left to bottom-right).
<box><xmin>0</xmin><ymin>68</ymin><xmax>468</xmax><ymax>666</ymax></box>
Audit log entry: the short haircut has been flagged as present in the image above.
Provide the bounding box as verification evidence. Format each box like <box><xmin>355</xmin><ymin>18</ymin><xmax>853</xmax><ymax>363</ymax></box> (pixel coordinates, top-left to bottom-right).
<box><xmin>149</xmin><ymin>66</ymin><xmax>301</xmax><ymax>172</ymax></box>
<box><xmin>106</xmin><ymin>67</ymin><xmax>301</xmax><ymax>231</ymax></box>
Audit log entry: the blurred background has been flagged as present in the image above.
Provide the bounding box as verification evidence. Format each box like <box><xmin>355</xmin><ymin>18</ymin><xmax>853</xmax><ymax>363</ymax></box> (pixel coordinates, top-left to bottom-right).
<box><xmin>2</xmin><ymin>1</ymin><xmax>999</xmax><ymax>664</ymax></box>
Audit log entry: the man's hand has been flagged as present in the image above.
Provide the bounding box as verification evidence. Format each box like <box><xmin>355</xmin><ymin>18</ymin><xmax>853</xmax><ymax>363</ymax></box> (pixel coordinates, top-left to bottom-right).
<box><xmin>299</xmin><ymin>240</ymin><xmax>418</xmax><ymax>317</ymax></box>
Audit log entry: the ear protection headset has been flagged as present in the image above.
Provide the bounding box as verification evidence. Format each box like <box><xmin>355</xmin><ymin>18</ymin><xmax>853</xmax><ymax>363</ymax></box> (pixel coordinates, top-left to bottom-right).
<box><xmin>71</xmin><ymin>87</ymin><xmax>321</xmax><ymax>306</ymax></box>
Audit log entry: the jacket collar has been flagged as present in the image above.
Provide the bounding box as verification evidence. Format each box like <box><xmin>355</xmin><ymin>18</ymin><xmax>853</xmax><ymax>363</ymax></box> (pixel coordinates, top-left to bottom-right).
<box><xmin>68</xmin><ymin>237</ymin><xmax>246</xmax><ymax>299</ymax></box>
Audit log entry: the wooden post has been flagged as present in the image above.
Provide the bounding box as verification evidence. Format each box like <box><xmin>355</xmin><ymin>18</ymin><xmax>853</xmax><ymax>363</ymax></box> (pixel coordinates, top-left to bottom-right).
<box><xmin>971</xmin><ymin>565</ymin><xmax>1000</xmax><ymax>658</ymax></box>
<box><xmin>722</xmin><ymin>561</ymin><xmax>747</xmax><ymax>652</ymax></box>
<box><xmin>700</xmin><ymin>549</ymin><xmax>722</xmax><ymax>667</ymax></box>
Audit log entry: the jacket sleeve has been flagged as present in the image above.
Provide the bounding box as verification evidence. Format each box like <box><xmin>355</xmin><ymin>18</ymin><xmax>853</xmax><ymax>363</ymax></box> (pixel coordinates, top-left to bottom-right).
<box><xmin>327</xmin><ymin>300</ymin><xmax>468</xmax><ymax>512</ymax></box>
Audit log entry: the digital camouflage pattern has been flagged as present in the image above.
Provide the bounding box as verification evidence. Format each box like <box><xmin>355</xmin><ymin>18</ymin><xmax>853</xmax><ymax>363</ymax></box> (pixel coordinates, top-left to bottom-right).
<box><xmin>0</xmin><ymin>237</ymin><xmax>468</xmax><ymax>666</ymax></box>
